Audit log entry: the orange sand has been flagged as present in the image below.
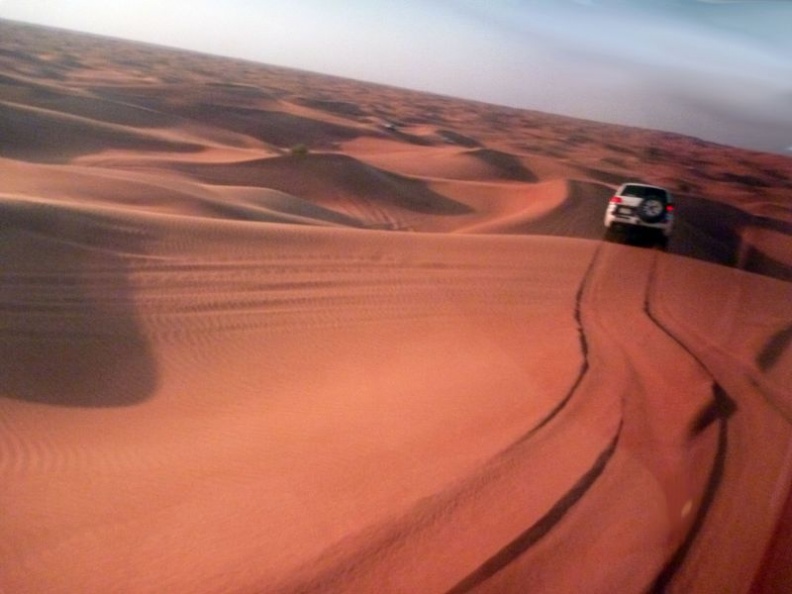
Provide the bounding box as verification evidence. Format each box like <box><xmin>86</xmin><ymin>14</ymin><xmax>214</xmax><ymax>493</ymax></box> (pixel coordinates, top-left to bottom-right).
<box><xmin>1</xmin><ymin>20</ymin><xmax>791</xmax><ymax>594</ymax></box>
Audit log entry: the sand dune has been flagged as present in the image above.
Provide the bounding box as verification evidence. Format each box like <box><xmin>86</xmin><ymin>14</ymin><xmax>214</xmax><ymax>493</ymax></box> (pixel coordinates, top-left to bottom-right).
<box><xmin>159</xmin><ymin>153</ymin><xmax>477</xmax><ymax>232</ymax></box>
<box><xmin>0</xmin><ymin>100</ymin><xmax>204</xmax><ymax>163</ymax></box>
<box><xmin>2</xmin><ymin>19</ymin><xmax>792</xmax><ymax>594</ymax></box>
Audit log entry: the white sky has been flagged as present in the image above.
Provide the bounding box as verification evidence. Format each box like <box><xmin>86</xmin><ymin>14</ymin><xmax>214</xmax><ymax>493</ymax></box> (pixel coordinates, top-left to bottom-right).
<box><xmin>1</xmin><ymin>0</ymin><xmax>790</xmax><ymax>152</ymax></box>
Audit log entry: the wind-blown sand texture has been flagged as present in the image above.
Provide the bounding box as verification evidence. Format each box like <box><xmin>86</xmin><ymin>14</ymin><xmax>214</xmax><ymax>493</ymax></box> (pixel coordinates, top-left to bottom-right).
<box><xmin>2</xmin><ymin>20</ymin><xmax>792</xmax><ymax>594</ymax></box>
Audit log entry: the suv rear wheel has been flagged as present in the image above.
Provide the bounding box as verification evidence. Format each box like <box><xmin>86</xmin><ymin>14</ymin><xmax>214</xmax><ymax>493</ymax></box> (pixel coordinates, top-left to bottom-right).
<box><xmin>637</xmin><ymin>198</ymin><xmax>666</xmax><ymax>223</ymax></box>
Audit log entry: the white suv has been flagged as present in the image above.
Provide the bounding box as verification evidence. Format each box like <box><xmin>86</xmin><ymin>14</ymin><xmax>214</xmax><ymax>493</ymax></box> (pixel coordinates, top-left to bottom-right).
<box><xmin>604</xmin><ymin>183</ymin><xmax>674</xmax><ymax>245</ymax></box>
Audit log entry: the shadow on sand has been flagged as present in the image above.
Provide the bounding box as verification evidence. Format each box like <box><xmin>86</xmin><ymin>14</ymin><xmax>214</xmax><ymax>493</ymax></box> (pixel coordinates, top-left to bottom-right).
<box><xmin>0</xmin><ymin>202</ymin><xmax>158</xmax><ymax>407</ymax></box>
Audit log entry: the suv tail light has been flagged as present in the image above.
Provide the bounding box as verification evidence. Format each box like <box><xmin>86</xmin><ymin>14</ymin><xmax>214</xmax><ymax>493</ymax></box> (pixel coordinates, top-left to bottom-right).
<box><xmin>610</xmin><ymin>196</ymin><xmax>622</xmax><ymax>204</ymax></box>
<box><xmin>666</xmin><ymin>204</ymin><xmax>675</xmax><ymax>212</ymax></box>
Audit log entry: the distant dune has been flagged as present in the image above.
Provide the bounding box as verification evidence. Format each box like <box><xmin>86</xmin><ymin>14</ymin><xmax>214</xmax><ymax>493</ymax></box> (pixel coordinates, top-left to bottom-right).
<box><xmin>1</xmin><ymin>19</ymin><xmax>791</xmax><ymax>594</ymax></box>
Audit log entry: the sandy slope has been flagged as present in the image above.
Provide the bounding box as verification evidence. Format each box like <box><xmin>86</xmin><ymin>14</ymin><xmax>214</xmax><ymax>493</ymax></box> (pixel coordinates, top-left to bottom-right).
<box><xmin>1</xmin><ymin>19</ymin><xmax>792</xmax><ymax>594</ymax></box>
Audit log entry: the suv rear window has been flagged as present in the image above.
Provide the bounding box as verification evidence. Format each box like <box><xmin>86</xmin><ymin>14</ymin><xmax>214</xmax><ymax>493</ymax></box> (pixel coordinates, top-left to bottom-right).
<box><xmin>621</xmin><ymin>185</ymin><xmax>668</xmax><ymax>200</ymax></box>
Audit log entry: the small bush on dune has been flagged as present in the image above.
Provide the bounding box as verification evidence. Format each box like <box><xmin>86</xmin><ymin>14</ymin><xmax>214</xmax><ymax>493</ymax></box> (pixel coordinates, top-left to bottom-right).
<box><xmin>290</xmin><ymin>144</ymin><xmax>309</xmax><ymax>157</ymax></box>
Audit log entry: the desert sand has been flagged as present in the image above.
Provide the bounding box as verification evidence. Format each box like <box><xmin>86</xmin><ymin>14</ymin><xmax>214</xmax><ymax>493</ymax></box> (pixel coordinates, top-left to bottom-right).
<box><xmin>1</xmin><ymin>20</ymin><xmax>792</xmax><ymax>594</ymax></box>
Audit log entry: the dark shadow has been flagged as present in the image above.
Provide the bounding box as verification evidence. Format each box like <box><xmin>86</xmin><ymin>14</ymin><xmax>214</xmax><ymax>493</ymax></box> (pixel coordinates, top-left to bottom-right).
<box><xmin>576</xmin><ymin>166</ymin><xmax>632</xmax><ymax>186</ymax></box>
<box><xmin>145</xmin><ymin>103</ymin><xmax>369</xmax><ymax>149</ymax></box>
<box><xmin>293</xmin><ymin>98</ymin><xmax>367</xmax><ymax>118</ymax></box>
<box><xmin>669</xmin><ymin>196</ymin><xmax>747</xmax><ymax>268</ymax></box>
<box><xmin>670</xmin><ymin>197</ymin><xmax>792</xmax><ymax>283</ymax></box>
<box><xmin>521</xmin><ymin>187</ymin><xmax>792</xmax><ymax>284</ymax></box>
<box><xmin>0</xmin><ymin>101</ymin><xmax>202</xmax><ymax>165</ymax></box>
<box><xmin>0</xmin><ymin>202</ymin><xmax>158</xmax><ymax>407</ymax></box>
<box><xmin>741</xmin><ymin>246</ymin><xmax>792</xmax><ymax>283</ymax></box>
<box><xmin>173</xmin><ymin>153</ymin><xmax>474</xmax><ymax>216</ymax></box>
<box><xmin>437</xmin><ymin>130</ymin><xmax>482</xmax><ymax>148</ymax></box>
<box><xmin>604</xmin><ymin>225</ymin><xmax>668</xmax><ymax>251</ymax></box>
<box><xmin>502</xmin><ymin>181</ymin><xmax>792</xmax><ymax>282</ymax></box>
<box><xmin>689</xmin><ymin>384</ymin><xmax>738</xmax><ymax>438</ymax></box>
<box><xmin>752</xmin><ymin>214</ymin><xmax>792</xmax><ymax>236</ymax></box>
<box><xmin>757</xmin><ymin>324</ymin><xmax>792</xmax><ymax>372</ymax></box>
<box><xmin>386</xmin><ymin>128</ymin><xmax>438</xmax><ymax>147</ymax></box>
<box><xmin>651</xmin><ymin>384</ymin><xmax>736</xmax><ymax>592</ymax></box>
<box><xmin>467</xmin><ymin>149</ymin><xmax>538</xmax><ymax>182</ymax></box>
<box><xmin>517</xmin><ymin>180</ymin><xmax>613</xmax><ymax>238</ymax></box>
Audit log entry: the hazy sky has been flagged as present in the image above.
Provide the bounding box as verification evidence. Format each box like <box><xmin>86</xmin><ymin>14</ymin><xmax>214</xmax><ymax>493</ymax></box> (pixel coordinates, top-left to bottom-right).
<box><xmin>1</xmin><ymin>0</ymin><xmax>790</xmax><ymax>152</ymax></box>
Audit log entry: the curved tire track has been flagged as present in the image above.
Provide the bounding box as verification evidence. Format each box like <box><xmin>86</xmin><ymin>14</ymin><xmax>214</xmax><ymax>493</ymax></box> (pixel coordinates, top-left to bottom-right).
<box><xmin>640</xmin><ymin>254</ymin><xmax>753</xmax><ymax>594</ymax></box>
<box><xmin>445</xmin><ymin>422</ymin><xmax>622</xmax><ymax>594</ymax></box>
<box><xmin>644</xmin><ymin>252</ymin><xmax>792</xmax><ymax>594</ymax></box>
<box><xmin>440</xmin><ymin>245</ymin><xmax>621</xmax><ymax>593</ymax></box>
<box><xmin>272</xmin><ymin>245</ymin><xmax>623</xmax><ymax>594</ymax></box>
<box><xmin>441</xmin><ymin>241</ymin><xmax>725</xmax><ymax>594</ymax></box>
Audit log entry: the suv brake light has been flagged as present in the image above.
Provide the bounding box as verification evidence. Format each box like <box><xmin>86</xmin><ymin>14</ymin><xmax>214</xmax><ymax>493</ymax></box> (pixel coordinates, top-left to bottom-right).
<box><xmin>610</xmin><ymin>196</ymin><xmax>622</xmax><ymax>204</ymax></box>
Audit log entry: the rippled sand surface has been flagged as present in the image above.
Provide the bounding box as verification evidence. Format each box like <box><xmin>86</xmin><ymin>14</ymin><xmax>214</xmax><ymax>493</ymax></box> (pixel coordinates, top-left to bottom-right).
<box><xmin>2</xmin><ymin>20</ymin><xmax>792</xmax><ymax>594</ymax></box>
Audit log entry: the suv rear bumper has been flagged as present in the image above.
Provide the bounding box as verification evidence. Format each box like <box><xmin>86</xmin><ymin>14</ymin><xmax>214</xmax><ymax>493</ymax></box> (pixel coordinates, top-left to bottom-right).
<box><xmin>604</xmin><ymin>208</ymin><xmax>673</xmax><ymax>236</ymax></box>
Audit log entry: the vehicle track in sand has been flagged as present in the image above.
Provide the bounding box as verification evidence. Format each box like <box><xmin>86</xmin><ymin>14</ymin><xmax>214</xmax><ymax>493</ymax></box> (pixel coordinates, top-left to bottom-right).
<box><xmin>441</xmin><ymin>244</ymin><xmax>722</xmax><ymax>594</ymax></box>
<box><xmin>274</xmin><ymin>243</ymin><xmax>725</xmax><ymax>594</ymax></box>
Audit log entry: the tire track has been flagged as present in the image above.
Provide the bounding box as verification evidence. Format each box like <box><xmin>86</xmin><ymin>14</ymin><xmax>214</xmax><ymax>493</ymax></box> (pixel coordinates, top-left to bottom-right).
<box><xmin>123</xmin><ymin>253</ymin><xmax>577</xmax><ymax>341</ymax></box>
<box><xmin>452</xmin><ymin>244</ymin><xmax>723</xmax><ymax>594</ymax></box>
<box><xmin>649</xmin><ymin>386</ymin><xmax>733</xmax><ymax>593</ymax></box>
<box><xmin>642</xmin><ymin>255</ymin><xmax>737</xmax><ymax>593</ymax></box>
<box><xmin>440</xmin><ymin>244</ymin><xmax>620</xmax><ymax>593</ymax></box>
<box><xmin>270</xmin><ymin>246</ymin><xmax>621</xmax><ymax>594</ymax></box>
<box><xmin>444</xmin><ymin>422</ymin><xmax>622</xmax><ymax>594</ymax></box>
